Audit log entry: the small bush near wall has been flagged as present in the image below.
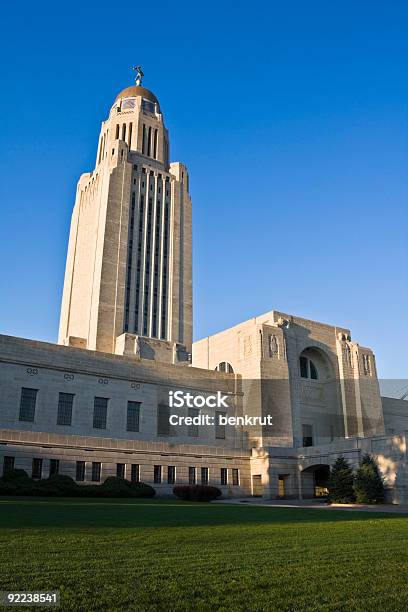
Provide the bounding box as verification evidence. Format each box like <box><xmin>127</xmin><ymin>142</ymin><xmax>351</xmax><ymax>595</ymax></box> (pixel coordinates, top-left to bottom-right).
<box><xmin>0</xmin><ymin>470</ymin><xmax>155</xmax><ymax>498</ymax></box>
<box><xmin>173</xmin><ymin>485</ymin><xmax>222</xmax><ymax>502</ymax></box>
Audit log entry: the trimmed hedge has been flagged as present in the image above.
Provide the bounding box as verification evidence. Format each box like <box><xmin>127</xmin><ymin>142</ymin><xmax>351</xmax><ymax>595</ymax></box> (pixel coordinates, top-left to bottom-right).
<box><xmin>0</xmin><ymin>470</ymin><xmax>155</xmax><ymax>498</ymax></box>
<box><xmin>173</xmin><ymin>485</ymin><xmax>222</xmax><ymax>502</ymax></box>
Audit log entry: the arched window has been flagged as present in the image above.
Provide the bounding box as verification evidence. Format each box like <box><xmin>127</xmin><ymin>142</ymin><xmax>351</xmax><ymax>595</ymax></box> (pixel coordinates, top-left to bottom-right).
<box><xmin>299</xmin><ymin>356</ymin><xmax>318</xmax><ymax>380</ymax></box>
<box><xmin>215</xmin><ymin>362</ymin><xmax>234</xmax><ymax>374</ymax></box>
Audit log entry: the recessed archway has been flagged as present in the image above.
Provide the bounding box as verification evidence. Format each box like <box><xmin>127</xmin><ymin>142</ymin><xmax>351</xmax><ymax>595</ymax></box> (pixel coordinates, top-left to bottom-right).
<box><xmin>301</xmin><ymin>464</ymin><xmax>330</xmax><ymax>498</ymax></box>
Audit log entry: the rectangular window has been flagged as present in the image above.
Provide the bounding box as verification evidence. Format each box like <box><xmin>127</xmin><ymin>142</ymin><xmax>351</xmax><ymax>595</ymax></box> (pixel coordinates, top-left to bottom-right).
<box><xmin>127</xmin><ymin>401</ymin><xmax>141</xmax><ymax>432</ymax></box>
<box><xmin>76</xmin><ymin>461</ymin><xmax>85</xmax><ymax>482</ymax></box>
<box><xmin>57</xmin><ymin>392</ymin><xmax>74</xmax><ymax>426</ymax></box>
<box><xmin>32</xmin><ymin>458</ymin><xmax>42</xmax><ymax>480</ymax></box>
<box><xmin>221</xmin><ymin>467</ymin><xmax>228</xmax><ymax>486</ymax></box>
<box><xmin>188</xmin><ymin>408</ymin><xmax>199</xmax><ymax>437</ymax></box>
<box><xmin>201</xmin><ymin>467</ymin><xmax>209</xmax><ymax>485</ymax></box>
<box><xmin>91</xmin><ymin>462</ymin><xmax>101</xmax><ymax>482</ymax></box>
<box><xmin>167</xmin><ymin>466</ymin><xmax>176</xmax><ymax>485</ymax></box>
<box><xmin>19</xmin><ymin>387</ymin><xmax>38</xmax><ymax>422</ymax></box>
<box><xmin>116</xmin><ymin>463</ymin><xmax>125</xmax><ymax>479</ymax></box>
<box><xmin>232</xmin><ymin>469</ymin><xmax>239</xmax><ymax>486</ymax></box>
<box><xmin>131</xmin><ymin>464</ymin><xmax>140</xmax><ymax>483</ymax></box>
<box><xmin>302</xmin><ymin>424</ymin><xmax>313</xmax><ymax>447</ymax></box>
<box><xmin>93</xmin><ymin>397</ymin><xmax>108</xmax><ymax>429</ymax></box>
<box><xmin>49</xmin><ymin>459</ymin><xmax>59</xmax><ymax>476</ymax></box>
<box><xmin>189</xmin><ymin>466</ymin><xmax>196</xmax><ymax>485</ymax></box>
<box><xmin>154</xmin><ymin>465</ymin><xmax>162</xmax><ymax>484</ymax></box>
<box><xmin>3</xmin><ymin>456</ymin><xmax>15</xmax><ymax>474</ymax></box>
<box><xmin>157</xmin><ymin>404</ymin><xmax>171</xmax><ymax>436</ymax></box>
<box><xmin>215</xmin><ymin>411</ymin><xmax>226</xmax><ymax>439</ymax></box>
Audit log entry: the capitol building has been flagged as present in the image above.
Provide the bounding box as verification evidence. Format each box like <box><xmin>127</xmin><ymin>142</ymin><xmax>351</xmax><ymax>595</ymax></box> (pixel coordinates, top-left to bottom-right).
<box><xmin>1</xmin><ymin>73</ymin><xmax>407</xmax><ymax>501</ymax></box>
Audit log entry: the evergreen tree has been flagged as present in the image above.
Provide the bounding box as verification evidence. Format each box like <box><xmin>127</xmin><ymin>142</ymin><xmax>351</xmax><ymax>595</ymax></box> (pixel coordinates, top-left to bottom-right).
<box><xmin>353</xmin><ymin>454</ymin><xmax>385</xmax><ymax>504</ymax></box>
<box><xmin>327</xmin><ymin>456</ymin><xmax>355</xmax><ymax>503</ymax></box>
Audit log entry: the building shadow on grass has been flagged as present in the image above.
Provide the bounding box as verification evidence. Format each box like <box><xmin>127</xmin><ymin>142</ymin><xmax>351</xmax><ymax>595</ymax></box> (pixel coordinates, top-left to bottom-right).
<box><xmin>0</xmin><ymin>497</ymin><xmax>406</xmax><ymax>530</ymax></box>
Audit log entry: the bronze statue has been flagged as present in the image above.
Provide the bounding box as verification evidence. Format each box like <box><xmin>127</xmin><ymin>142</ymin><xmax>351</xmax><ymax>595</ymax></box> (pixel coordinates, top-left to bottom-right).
<box><xmin>132</xmin><ymin>65</ymin><xmax>144</xmax><ymax>86</ymax></box>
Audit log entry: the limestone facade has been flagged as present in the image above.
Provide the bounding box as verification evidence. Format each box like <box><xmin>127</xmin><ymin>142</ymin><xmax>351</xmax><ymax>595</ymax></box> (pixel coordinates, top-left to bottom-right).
<box><xmin>192</xmin><ymin>310</ymin><xmax>385</xmax><ymax>448</ymax></box>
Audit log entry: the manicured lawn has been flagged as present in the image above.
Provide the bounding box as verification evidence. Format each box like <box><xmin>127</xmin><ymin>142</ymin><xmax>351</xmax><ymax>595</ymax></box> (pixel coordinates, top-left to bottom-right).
<box><xmin>1</xmin><ymin>498</ymin><xmax>408</xmax><ymax>611</ymax></box>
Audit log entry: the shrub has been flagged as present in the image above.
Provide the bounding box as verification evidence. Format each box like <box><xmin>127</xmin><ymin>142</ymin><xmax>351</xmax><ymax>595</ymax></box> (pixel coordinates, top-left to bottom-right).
<box><xmin>327</xmin><ymin>456</ymin><xmax>355</xmax><ymax>503</ymax></box>
<box><xmin>128</xmin><ymin>481</ymin><xmax>156</xmax><ymax>498</ymax></box>
<box><xmin>0</xmin><ymin>468</ymin><xmax>33</xmax><ymax>495</ymax></box>
<box><xmin>353</xmin><ymin>454</ymin><xmax>385</xmax><ymax>504</ymax></box>
<box><xmin>32</xmin><ymin>474</ymin><xmax>80</xmax><ymax>497</ymax></box>
<box><xmin>79</xmin><ymin>478</ymin><xmax>156</xmax><ymax>498</ymax></box>
<box><xmin>1</xmin><ymin>468</ymin><xmax>31</xmax><ymax>483</ymax></box>
<box><xmin>99</xmin><ymin>477</ymin><xmax>135</xmax><ymax>498</ymax></box>
<box><xmin>173</xmin><ymin>485</ymin><xmax>222</xmax><ymax>502</ymax></box>
<box><xmin>0</xmin><ymin>470</ymin><xmax>155</xmax><ymax>499</ymax></box>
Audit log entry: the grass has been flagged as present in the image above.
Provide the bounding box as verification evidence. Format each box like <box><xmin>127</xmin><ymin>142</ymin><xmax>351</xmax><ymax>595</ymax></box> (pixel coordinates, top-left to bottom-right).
<box><xmin>1</xmin><ymin>498</ymin><xmax>408</xmax><ymax>611</ymax></box>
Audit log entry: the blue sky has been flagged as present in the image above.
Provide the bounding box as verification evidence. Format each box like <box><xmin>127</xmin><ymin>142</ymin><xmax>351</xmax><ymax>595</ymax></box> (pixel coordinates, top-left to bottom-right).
<box><xmin>0</xmin><ymin>1</ymin><xmax>407</xmax><ymax>379</ymax></box>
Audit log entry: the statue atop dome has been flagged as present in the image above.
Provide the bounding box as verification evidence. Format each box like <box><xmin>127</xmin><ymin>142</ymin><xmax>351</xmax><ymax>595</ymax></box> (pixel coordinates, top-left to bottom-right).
<box><xmin>132</xmin><ymin>65</ymin><xmax>144</xmax><ymax>86</ymax></box>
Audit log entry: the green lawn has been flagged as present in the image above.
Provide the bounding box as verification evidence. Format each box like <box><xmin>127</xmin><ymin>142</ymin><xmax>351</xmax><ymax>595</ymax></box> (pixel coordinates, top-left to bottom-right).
<box><xmin>1</xmin><ymin>498</ymin><xmax>408</xmax><ymax>611</ymax></box>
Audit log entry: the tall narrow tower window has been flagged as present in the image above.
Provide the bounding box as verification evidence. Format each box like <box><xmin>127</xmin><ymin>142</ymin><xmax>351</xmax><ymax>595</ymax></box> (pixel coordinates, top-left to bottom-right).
<box><xmin>128</xmin><ymin>122</ymin><xmax>133</xmax><ymax>149</ymax></box>
<box><xmin>142</xmin><ymin>124</ymin><xmax>146</xmax><ymax>154</ymax></box>
<box><xmin>122</xmin><ymin>123</ymin><xmax>126</xmax><ymax>141</ymax></box>
<box><xmin>147</xmin><ymin>126</ymin><xmax>152</xmax><ymax>157</ymax></box>
<box><xmin>153</xmin><ymin>129</ymin><xmax>158</xmax><ymax>159</ymax></box>
<box><xmin>115</xmin><ymin>125</ymin><xmax>120</xmax><ymax>139</ymax></box>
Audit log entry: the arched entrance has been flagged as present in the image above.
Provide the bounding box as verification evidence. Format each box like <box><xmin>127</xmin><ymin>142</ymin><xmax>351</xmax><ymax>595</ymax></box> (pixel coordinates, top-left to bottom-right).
<box><xmin>301</xmin><ymin>464</ymin><xmax>330</xmax><ymax>499</ymax></box>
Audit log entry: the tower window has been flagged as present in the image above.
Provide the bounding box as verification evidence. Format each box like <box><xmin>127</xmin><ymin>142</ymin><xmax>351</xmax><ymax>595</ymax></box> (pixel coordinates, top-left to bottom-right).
<box><xmin>147</xmin><ymin>126</ymin><xmax>152</xmax><ymax>156</ymax></box>
<box><xmin>128</xmin><ymin>122</ymin><xmax>133</xmax><ymax>148</ymax></box>
<box><xmin>153</xmin><ymin>128</ymin><xmax>158</xmax><ymax>159</ymax></box>
<box><xmin>142</xmin><ymin>124</ymin><xmax>146</xmax><ymax>154</ymax></box>
<box><xmin>115</xmin><ymin>125</ymin><xmax>119</xmax><ymax>139</ymax></box>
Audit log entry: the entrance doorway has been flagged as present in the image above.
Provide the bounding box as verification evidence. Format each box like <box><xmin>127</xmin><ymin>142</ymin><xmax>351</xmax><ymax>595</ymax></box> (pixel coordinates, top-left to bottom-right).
<box><xmin>252</xmin><ymin>474</ymin><xmax>263</xmax><ymax>496</ymax></box>
<box><xmin>278</xmin><ymin>475</ymin><xmax>288</xmax><ymax>498</ymax></box>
